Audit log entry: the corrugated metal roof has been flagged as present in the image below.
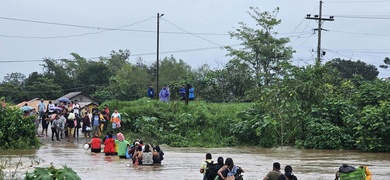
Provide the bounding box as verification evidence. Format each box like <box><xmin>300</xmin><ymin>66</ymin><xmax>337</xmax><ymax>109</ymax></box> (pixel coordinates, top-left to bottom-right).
<box><xmin>58</xmin><ymin>92</ymin><xmax>82</xmax><ymax>100</ymax></box>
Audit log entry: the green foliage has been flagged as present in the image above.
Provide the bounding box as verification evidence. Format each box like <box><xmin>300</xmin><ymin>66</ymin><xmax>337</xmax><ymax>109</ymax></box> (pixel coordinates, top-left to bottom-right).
<box><xmin>325</xmin><ymin>58</ymin><xmax>379</xmax><ymax>81</ymax></box>
<box><xmin>295</xmin><ymin>120</ymin><xmax>343</xmax><ymax>149</ymax></box>
<box><xmin>24</xmin><ymin>164</ymin><xmax>81</xmax><ymax>180</ymax></box>
<box><xmin>103</xmin><ymin>98</ymin><xmax>250</xmax><ymax>147</ymax></box>
<box><xmin>226</xmin><ymin>6</ymin><xmax>294</xmax><ymax>87</ymax></box>
<box><xmin>0</xmin><ymin>105</ymin><xmax>40</xmax><ymax>150</ymax></box>
<box><xmin>355</xmin><ymin>100</ymin><xmax>390</xmax><ymax>151</ymax></box>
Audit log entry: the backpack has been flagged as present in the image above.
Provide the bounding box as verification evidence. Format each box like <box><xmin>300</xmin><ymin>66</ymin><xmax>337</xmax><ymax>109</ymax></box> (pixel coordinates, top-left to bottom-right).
<box><xmin>339</xmin><ymin>164</ymin><xmax>356</xmax><ymax>173</ymax></box>
<box><xmin>205</xmin><ymin>161</ymin><xmax>218</xmax><ymax>180</ymax></box>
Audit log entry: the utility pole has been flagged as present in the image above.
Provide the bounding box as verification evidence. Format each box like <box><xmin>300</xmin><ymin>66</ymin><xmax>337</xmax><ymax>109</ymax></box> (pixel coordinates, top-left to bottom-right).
<box><xmin>156</xmin><ymin>13</ymin><xmax>164</xmax><ymax>100</ymax></box>
<box><xmin>306</xmin><ymin>0</ymin><xmax>334</xmax><ymax>66</ymax></box>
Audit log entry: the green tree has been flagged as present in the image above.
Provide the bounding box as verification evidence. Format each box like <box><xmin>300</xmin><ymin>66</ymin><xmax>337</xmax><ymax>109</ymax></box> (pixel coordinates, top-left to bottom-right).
<box><xmin>379</xmin><ymin>57</ymin><xmax>390</xmax><ymax>69</ymax></box>
<box><xmin>225</xmin><ymin>6</ymin><xmax>294</xmax><ymax>87</ymax></box>
<box><xmin>24</xmin><ymin>76</ymin><xmax>63</xmax><ymax>100</ymax></box>
<box><xmin>325</xmin><ymin>58</ymin><xmax>379</xmax><ymax>81</ymax></box>
<box><xmin>0</xmin><ymin>72</ymin><xmax>27</xmax><ymax>102</ymax></box>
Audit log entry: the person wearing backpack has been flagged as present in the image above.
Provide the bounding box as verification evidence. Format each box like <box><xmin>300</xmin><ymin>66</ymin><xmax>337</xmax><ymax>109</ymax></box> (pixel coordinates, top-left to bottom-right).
<box><xmin>214</xmin><ymin>157</ymin><xmax>225</xmax><ymax>180</ymax></box>
<box><xmin>217</xmin><ymin>158</ymin><xmax>244</xmax><ymax>180</ymax></box>
<box><xmin>200</xmin><ymin>153</ymin><xmax>213</xmax><ymax>180</ymax></box>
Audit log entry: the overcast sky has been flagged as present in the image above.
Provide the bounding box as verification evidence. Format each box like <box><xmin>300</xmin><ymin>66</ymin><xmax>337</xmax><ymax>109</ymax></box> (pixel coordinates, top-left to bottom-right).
<box><xmin>1</xmin><ymin>0</ymin><xmax>390</xmax><ymax>81</ymax></box>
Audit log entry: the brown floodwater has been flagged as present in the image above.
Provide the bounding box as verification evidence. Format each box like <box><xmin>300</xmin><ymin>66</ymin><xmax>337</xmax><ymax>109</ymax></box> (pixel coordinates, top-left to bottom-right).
<box><xmin>1</xmin><ymin>141</ymin><xmax>390</xmax><ymax>180</ymax></box>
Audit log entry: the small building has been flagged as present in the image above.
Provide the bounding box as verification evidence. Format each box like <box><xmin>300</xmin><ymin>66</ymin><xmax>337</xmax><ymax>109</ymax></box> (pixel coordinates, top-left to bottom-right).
<box><xmin>56</xmin><ymin>92</ymin><xmax>99</xmax><ymax>110</ymax></box>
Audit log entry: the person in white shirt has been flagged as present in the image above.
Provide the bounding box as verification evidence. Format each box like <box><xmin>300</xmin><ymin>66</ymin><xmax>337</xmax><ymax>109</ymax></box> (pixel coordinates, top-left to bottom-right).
<box><xmin>47</xmin><ymin>101</ymin><xmax>55</xmax><ymax>114</ymax></box>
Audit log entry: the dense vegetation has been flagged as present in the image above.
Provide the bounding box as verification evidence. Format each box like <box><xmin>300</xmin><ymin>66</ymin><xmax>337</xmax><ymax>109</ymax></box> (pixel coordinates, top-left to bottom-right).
<box><xmin>0</xmin><ymin>98</ymin><xmax>40</xmax><ymax>150</ymax></box>
<box><xmin>0</xmin><ymin>7</ymin><xmax>389</xmax><ymax>152</ymax></box>
<box><xmin>103</xmin><ymin>72</ymin><xmax>390</xmax><ymax>152</ymax></box>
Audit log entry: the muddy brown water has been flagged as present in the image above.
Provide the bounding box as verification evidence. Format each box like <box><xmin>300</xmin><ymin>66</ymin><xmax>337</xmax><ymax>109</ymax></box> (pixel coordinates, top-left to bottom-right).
<box><xmin>1</xmin><ymin>138</ymin><xmax>390</xmax><ymax>180</ymax></box>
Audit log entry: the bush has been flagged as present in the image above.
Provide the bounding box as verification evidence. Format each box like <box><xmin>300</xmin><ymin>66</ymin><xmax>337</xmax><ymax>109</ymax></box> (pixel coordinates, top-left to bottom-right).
<box><xmin>0</xmin><ymin>106</ymin><xmax>40</xmax><ymax>150</ymax></box>
<box><xmin>102</xmin><ymin>98</ymin><xmax>251</xmax><ymax>147</ymax></box>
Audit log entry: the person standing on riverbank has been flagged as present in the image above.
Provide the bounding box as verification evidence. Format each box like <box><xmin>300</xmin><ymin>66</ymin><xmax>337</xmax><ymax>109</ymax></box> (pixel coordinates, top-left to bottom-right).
<box><xmin>147</xmin><ymin>85</ymin><xmax>155</xmax><ymax>99</ymax></box>
<box><xmin>41</xmin><ymin>112</ymin><xmax>50</xmax><ymax>137</ymax></box>
<box><xmin>37</xmin><ymin>99</ymin><xmax>46</xmax><ymax>125</ymax></box>
<box><xmin>159</xmin><ymin>85</ymin><xmax>170</xmax><ymax>102</ymax></box>
<box><xmin>199</xmin><ymin>153</ymin><xmax>213</xmax><ymax>180</ymax></box>
<box><xmin>66</xmin><ymin>112</ymin><xmax>75</xmax><ymax>143</ymax></box>
<box><xmin>82</xmin><ymin>112</ymin><xmax>91</xmax><ymax>138</ymax></box>
<box><xmin>51</xmin><ymin>114</ymin><xmax>60</xmax><ymax>142</ymax></box>
<box><xmin>263</xmin><ymin>162</ymin><xmax>283</xmax><ymax>180</ymax></box>
<box><xmin>110</xmin><ymin>110</ymin><xmax>121</xmax><ymax>133</ymax></box>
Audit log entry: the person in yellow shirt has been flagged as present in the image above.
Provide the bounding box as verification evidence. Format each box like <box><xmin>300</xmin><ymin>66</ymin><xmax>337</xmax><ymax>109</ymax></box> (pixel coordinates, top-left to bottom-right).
<box><xmin>360</xmin><ymin>165</ymin><xmax>372</xmax><ymax>180</ymax></box>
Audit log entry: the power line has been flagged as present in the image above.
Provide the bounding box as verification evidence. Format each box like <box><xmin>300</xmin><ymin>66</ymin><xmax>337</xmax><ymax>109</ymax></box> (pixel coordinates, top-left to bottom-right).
<box><xmin>0</xmin><ymin>17</ymin><xmax>155</xmax><ymax>39</ymax></box>
<box><xmin>289</xmin><ymin>6</ymin><xmax>319</xmax><ymax>46</ymax></box>
<box><xmin>0</xmin><ymin>44</ymin><xmax>240</xmax><ymax>63</ymax></box>
<box><xmin>0</xmin><ymin>16</ymin><xmax>230</xmax><ymax>39</ymax></box>
<box><xmin>326</xmin><ymin>0</ymin><xmax>390</xmax><ymax>3</ymax></box>
<box><xmin>328</xmin><ymin>15</ymin><xmax>390</xmax><ymax>20</ymax></box>
<box><xmin>161</xmin><ymin>18</ymin><xmax>223</xmax><ymax>46</ymax></box>
<box><xmin>329</xmin><ymin>29</ymin><xmax>390</xmax><ymax>37</ymax></box>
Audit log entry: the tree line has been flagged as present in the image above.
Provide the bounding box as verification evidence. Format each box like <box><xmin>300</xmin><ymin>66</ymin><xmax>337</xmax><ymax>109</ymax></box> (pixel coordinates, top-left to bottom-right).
<box><xmin>1</xmin><ymin>7</ymin><xmax>390</xmax><ymax>151</ymax></box>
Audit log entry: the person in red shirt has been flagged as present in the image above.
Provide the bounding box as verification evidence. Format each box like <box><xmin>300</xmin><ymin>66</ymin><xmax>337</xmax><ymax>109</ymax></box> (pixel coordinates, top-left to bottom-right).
<box><xmin>104</xmin><ymin>133</ymin><xmax>116</xmax><ymax>156</ymax></box>
<box><xmin>89</xmin><ymin>134</ymin><xmax>102</xmax><ymax>153</ymax></box>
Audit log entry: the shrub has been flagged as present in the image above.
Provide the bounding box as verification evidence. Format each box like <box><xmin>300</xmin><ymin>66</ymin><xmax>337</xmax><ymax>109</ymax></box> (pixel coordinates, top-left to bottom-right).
<box><xmin>0</xmin><ymin>106</ymin><xmax>40</xmax><ymax>150</ymax></box>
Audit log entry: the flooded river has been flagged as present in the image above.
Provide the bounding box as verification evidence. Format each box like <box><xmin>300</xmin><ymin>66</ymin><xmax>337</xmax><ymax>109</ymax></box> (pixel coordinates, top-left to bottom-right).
<box><xmin>2</xmin><ymin>141</ymin><xmax>390</xmax><ymax>179</ymax></box>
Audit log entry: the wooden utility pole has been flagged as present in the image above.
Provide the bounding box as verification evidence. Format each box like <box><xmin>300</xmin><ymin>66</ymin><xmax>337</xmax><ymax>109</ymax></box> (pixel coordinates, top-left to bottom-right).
<box><xmin>306</xmin><ymin>0</ymin><xmax>334</xmax><ymax>66</ymax></box>
<box><xmin>156</xmin><ymin>13</ymin><xmax>164</xmax><ymax>100</ymax></box>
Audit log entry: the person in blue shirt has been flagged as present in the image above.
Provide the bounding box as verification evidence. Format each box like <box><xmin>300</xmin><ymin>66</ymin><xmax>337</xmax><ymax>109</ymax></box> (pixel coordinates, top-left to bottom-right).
<box><xmin>188</xmin><ymin>85</ymin><xmax>195</xmax><ymax>101</ymax></box>
<box><xmin>179</xmin><ymin>85</ymin><xmax>186</xmax><ymax>100</ymax></box>
<box><xmin>147</xmin><ymin>85</ymin><xmax>155</xmax><ymax>99</ymax></box>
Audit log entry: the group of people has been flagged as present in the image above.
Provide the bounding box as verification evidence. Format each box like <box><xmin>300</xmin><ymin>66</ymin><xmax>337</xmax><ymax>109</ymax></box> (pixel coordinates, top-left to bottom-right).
<box><xmin>200</xmin><ymin>153</ymin><xmax>244</xmax><ymax>180</ymax></box>
<box><xmin>200</xmin><ymin>154</ymin><xmax>299</xmax><ymax>180</ymax></box>
<box><xmin>33</xmin><ymin>98</ymin><xmax>122</xmax><ymax>143</ymax></box>
<box><xmin>87</xmin><ymin>132</ymin><xmax>164</xmax><ymax>165</ymax></box>
<box><xmin>147</xmin><ymin>84</ymin><xmax>195</xmax><ymax>102</ymax></box>
<box><xmin>263</xmin><ymin>162</ymin><xmax>298</xmax><ymax>180</ymax></box>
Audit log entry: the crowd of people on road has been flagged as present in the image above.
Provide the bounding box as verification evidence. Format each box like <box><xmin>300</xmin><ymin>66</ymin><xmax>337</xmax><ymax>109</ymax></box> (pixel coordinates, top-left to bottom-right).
<box><xmin>87</xmin><ymin>131</ymin><xmax>164</xmax><ymax>165</ymax></box>
<box><xmin>29</xmin><ymin>99</ymin><xmax>122</xmax><ymax>143</ymax></box>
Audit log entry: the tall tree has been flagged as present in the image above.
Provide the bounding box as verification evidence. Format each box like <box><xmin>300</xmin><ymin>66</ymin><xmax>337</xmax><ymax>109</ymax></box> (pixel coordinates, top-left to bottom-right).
<box><xmin>325</xmin><ymin>58</ymin><xmax>379</xmax><ymax>81</ymax></box>
<box><xmin>225</xmin><ymin>7</ymin><xmax>294</xmax><ymax>87</ymax></box>
<box><xmin>379</xmin><ymin>57</ymin><xmax>390</xmax><ymax>69</ymax></box>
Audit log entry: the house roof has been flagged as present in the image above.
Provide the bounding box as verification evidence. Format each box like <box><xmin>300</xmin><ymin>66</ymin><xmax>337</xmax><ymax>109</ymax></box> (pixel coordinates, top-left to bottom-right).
<box><xmin>16</xmin><ymin>98</ymin><xmax>52</xmax><ymax>109</ymax></box>
<box><xmin>57</xmin><ymin>91</ymin><xmax>99</xmax><ymax>105</ymax></box>
<box><xmin>58</xmin><ymin>92</ymin><xmax>83</xmax><ymax>100</ymax></box>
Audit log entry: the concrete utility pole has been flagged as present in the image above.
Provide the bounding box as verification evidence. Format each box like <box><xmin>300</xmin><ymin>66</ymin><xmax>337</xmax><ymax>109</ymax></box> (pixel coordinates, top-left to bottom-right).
<box><xmin>306</xmin><ymin>0</ymin><xmax>334</xmax><ymax>66</ymax></box>
<box><xmin>156</xmin><ymin>13</ymin><xmax>164</xmax><ymax>100</ymax></box>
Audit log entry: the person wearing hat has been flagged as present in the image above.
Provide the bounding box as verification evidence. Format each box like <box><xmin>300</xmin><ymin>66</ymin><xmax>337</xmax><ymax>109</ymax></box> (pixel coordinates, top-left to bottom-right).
<box><xmin>115</xmin><ymin>133</ymin><xmax>130</xmax><ymax>159</ymax></box>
